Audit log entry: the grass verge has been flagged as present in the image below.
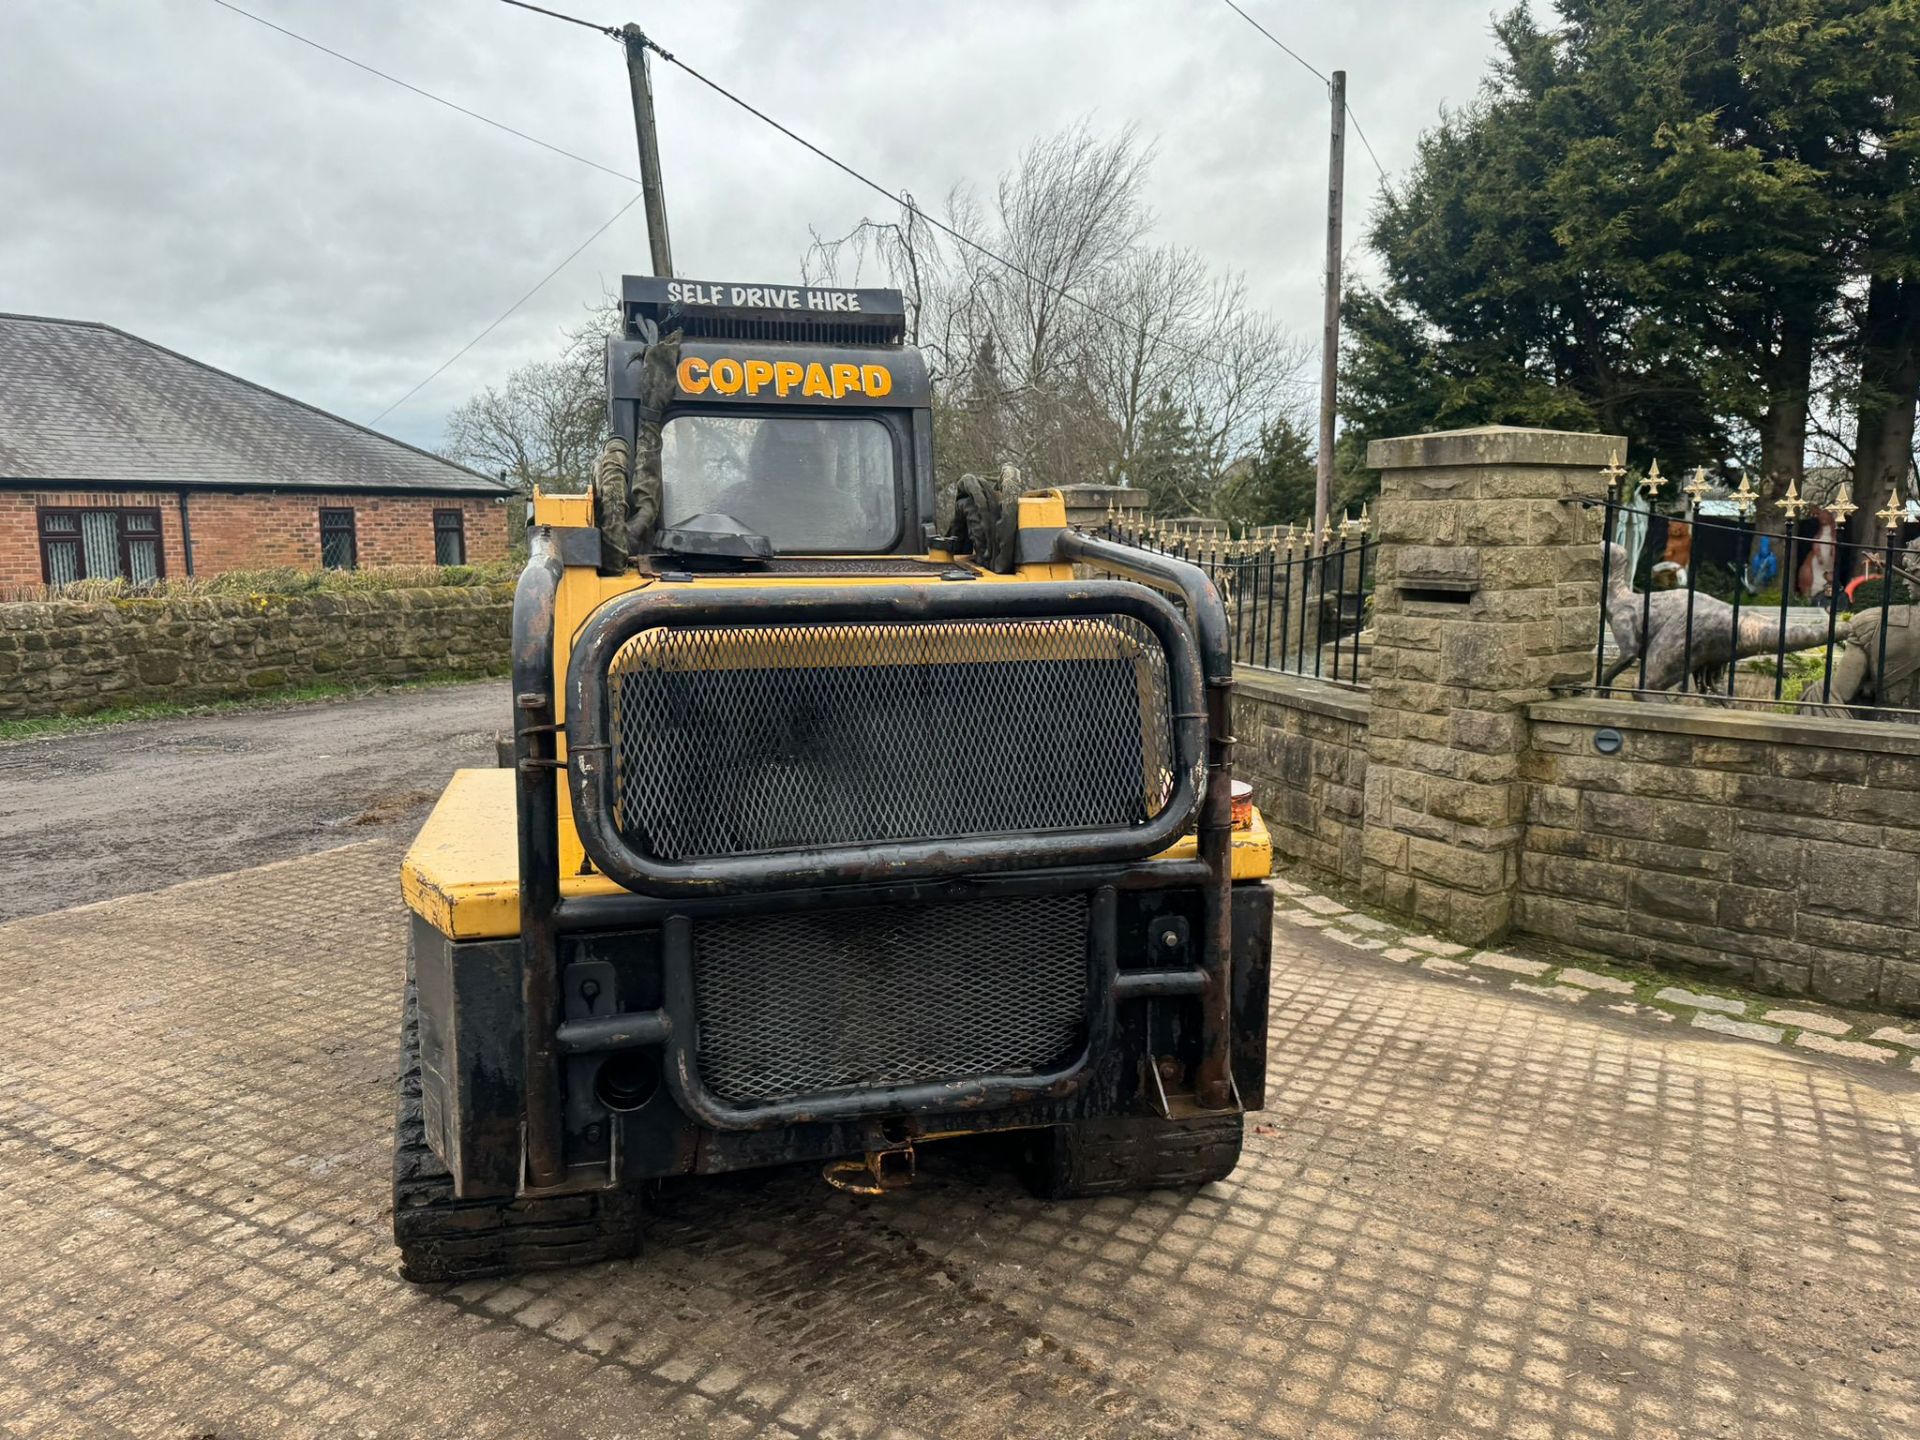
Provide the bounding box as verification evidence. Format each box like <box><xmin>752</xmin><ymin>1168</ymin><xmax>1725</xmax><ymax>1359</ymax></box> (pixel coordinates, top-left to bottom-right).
<box><xmin>0</xmin><ymin>669</ymin><xmax>505</xmax><ymax>745</ymax></box>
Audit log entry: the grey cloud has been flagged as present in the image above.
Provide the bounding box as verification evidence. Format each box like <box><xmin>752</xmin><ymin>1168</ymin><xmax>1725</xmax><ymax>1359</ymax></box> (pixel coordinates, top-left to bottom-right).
<box><xmin>0</xmin><ymin>0</ymin><xmax>1517</xmax><ymax>453</ymax></box>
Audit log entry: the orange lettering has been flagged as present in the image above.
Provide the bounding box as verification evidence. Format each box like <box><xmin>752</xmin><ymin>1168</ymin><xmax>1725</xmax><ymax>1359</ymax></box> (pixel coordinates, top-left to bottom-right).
<box><xmin>801</xmin><ymin>362</ymin><xmax>832</xmax><ymax>398</ymax></box>
<box><xmin>861</xmin><ymin>364</ymin><xmax>893</xmax><ymax>398</ymax></box>
<box><xmin>676</xmin><ymin>357</ymin><xmax>709</xmax><ymax>394</ymax></box>
<box><xmin>709</xmin><ymin>357</ymin><xmax>743</xmax><ymax>394</ymax></box>
<box><xmin>742</xmin><ymin>358</ymin><xmax>775</xmax><ymax>395</ymax></box>
<box><xmin>772</xmin><ymin>360</ymin><xmax>803</xmax><ymax>396</ymax></box>
<box><xmin>829</xmin><ymin>363</ymin><xmax>860</xmax><ymax>398</ymax></box>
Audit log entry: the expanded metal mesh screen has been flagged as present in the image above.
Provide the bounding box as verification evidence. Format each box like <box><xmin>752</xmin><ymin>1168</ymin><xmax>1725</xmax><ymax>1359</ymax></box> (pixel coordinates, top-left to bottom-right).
<box><xmin>690</xmin><ymin>894</ymin><xmax>1089</xmax><ymax>1104</ymax></box>
<box><xmin>607</xmin><ymin>615</ymin><xmax>1176</xmax><ymax>860</ymax></box>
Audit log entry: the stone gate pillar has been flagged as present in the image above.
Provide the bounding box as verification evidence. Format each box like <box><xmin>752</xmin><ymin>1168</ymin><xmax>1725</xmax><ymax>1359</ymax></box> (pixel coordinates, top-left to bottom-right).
<box><xmin>1358</xmin><ymin>426</ymin><xmax>1620</xmax><ymax>943</ymax></box>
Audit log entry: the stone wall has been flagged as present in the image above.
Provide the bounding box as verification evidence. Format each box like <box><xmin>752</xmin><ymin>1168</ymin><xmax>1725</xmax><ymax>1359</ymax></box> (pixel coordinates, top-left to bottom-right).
<box><xmin>1234</xmin><ymin>669</ymin><xmax>1369</xmax><ymax>886</ymax></box>
<box><xmin>1223</xmin><ymin>422</ymin><xmax>1920</xmax><ymax>1016</ymax></box>
<box><xmin>0</xmin><ymin>585</ymin><xmax>511</xmax><ymax>719</ymax></box>
<box><xmin>1518</xmin><ymin>698</ymin><xmax>1920</xmax><ymax>1013</ymax></box>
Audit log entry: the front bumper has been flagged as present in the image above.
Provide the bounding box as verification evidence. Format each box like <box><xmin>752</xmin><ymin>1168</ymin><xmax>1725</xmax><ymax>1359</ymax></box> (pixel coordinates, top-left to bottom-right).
<box><xmin>411</xmin><ymin>876</ymin><xmax>1273</xmax><ymax>1199</ymax></box>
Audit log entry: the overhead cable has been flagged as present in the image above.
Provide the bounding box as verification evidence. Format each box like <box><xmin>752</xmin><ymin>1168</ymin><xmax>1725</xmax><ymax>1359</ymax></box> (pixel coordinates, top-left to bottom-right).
<box><xmin>368</xmin><ymin>191</ymin><xmax>644</xmax><ymax>424</ymax></box>
<box><xmin>1217</xmin><ymin>0</ymin><xmax>1389</xmax><ymax>183</ymax></box>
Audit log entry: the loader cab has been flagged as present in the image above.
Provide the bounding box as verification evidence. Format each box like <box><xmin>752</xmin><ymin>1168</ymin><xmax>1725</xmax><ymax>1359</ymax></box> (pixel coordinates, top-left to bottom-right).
<box><xmin>608</xmin><ymin>276</ymin><xmax>937</xmax><ymax>556</ymax></box>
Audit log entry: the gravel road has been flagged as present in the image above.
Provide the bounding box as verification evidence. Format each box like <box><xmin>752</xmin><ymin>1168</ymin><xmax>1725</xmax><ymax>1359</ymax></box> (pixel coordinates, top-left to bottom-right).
<box><xmin>0</xmin><ymin>680</ymin><xmax>505</xmax><ymax>921</ymax></box>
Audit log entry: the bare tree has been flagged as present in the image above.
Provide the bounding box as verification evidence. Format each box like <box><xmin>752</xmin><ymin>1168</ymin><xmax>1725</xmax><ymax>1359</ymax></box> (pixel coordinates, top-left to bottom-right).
<box><xmin>805</xmin><ymin>121</ymin><xmax>1309</xmax><ymax>506</ymax></box>
<box><xmin>441</xmin><ymin>302</ymin><xmax>617</xmax><ymax>499</ymax></box>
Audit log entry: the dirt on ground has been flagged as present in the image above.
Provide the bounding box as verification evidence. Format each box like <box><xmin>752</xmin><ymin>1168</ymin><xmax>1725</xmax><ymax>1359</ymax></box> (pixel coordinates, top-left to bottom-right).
<box><xmin>0</xmin><ymin>680</ymin><xmax>504</xmax><ymax>921</ymax></box>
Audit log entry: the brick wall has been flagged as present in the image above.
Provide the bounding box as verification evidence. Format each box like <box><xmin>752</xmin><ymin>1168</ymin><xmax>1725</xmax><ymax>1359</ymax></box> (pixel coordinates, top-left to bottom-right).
<box><xmin>1518</xmin><ymin>699</ymin><xmax>1920</xmax><ymax>1014</ymax></box>
<box><xmin>0</xmin><ymin>585</ymin><xmax>512</xmax><ymax>720</ymax></box>
<box><xmin>182</xmin><ymin>492</ymin><xmax>507</xmax><ymax>574</ymax></box>
<box><xmin>1234</xmin><ymin>669</ymin><xmax>1369</xmax><ymax>887</ymax></box>
<box><xmin>0</xmin><ymin>489</ymin><xmax>507</xmax><ymax>587</ymax></box>
<box><xmin>0</xmin><ymin>490</ymin><xmax>190</xmax><ymax>587</ymax></box>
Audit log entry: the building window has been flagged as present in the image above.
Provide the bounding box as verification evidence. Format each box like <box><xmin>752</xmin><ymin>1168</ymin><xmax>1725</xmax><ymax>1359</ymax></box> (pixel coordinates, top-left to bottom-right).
<box><xmin>433</xmin><ymin>508</ymin><xmax>467</xmax><ymax>565</ymax></box>
<box><xmin>319</xmin><ymin>508</ymin><xmax>357</xmax><ymax>569</ymax></box>
<box><xmin>38</xmin><ymin>507</ymin><xmax>165</xmax><ymax>585</ymax></box>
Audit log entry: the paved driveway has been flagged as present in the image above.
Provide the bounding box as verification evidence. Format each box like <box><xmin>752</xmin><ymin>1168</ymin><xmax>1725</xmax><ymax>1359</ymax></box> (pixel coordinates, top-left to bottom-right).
<box><xmin>2</xmin><ymin>840</ymin><xmax>1915</xmax><ymax>1439</ymax></box>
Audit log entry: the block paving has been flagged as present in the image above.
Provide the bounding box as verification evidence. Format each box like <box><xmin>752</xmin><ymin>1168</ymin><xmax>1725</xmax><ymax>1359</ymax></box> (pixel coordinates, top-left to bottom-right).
<box><xmin>1</xmin><ymin>842</ymin><xmax>1917</xmax><ymax>1438</ymax></box>
<box><xmin>1278</xmin><ymin>873</ymin><xmax>1920</xmax><ymax>1072</ymax></box>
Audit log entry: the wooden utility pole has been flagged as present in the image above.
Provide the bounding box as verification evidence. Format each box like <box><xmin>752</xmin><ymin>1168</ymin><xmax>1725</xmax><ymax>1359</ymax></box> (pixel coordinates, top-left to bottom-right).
<box><xmin>1314</xmin><ymin>70</ymin><xmax>1346</xmax><ymax>553</ymax></box>
<box><xmin>621</xmin><ymin>24</ymin><xmax>674</xmax><ymax>278</ymax></box>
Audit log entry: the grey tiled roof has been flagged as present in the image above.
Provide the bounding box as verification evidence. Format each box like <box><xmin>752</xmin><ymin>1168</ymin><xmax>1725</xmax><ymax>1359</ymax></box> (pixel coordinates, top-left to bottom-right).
<box><xmin>0</xmin><ymin>315</ymin><xmax>510</xmax><ymax>496</ymax></box>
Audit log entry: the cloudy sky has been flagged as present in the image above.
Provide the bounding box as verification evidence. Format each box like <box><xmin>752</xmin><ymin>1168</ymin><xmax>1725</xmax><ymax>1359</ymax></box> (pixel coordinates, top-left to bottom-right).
<box><xmin>0</xmin><ymin>0</ymin><xmax>1524</xmax><ymax>453</ymax></box>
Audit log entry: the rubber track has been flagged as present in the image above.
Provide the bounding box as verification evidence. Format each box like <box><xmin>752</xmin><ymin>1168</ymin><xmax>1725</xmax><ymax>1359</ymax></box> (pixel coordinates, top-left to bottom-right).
<box><xmin>1028</xmin><ymin>1113</ymin><xmax>1245</xmax><ymax>1200</ymax></box>
<box><xmin>392</xmin><ymin>980</ymin><xmax>643</xmax><ymax>1283</ymax></box>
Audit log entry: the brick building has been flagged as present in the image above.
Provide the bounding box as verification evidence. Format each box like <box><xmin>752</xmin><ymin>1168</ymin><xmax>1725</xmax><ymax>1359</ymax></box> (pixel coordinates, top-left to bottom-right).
<box><xmin>0</xmin><ymin>314</ymin><xmax>511</xmax><ymax>587</ymax></box>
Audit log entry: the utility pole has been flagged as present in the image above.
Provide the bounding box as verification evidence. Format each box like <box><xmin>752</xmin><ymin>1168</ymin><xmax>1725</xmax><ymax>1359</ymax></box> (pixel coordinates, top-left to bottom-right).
<box><xmin>1314</xmin><ymin>70</ymin><xmax>1346</xmax><ymax>554</ymax></box>
<box><xmin>621</xmin><ymin>23</ymin><xmax>673</xmax><ymax>278</ymax></box>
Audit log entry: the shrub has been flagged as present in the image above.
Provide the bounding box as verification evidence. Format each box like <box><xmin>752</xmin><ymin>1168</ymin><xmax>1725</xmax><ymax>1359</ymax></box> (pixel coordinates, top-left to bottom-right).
<box><xmin>0</xmin><ymin>559</ymin><xmax>519</xmax><ymax>605</ymax></box>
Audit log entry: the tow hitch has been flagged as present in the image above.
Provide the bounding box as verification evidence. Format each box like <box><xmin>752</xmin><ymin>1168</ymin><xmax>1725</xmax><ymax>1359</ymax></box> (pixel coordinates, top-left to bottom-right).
<box><xmin>823</xmin><ymin>1143</ymin><xmax>916</xmax><ymax>1195</ymax></box>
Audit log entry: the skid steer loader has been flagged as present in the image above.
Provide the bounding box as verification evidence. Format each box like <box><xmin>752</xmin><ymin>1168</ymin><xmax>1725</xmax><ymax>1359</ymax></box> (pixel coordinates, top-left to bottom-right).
<box><xmin>393</xmin><ymin>276</ymin><xmax>1274</xmax><ymax>1281</ymax></box>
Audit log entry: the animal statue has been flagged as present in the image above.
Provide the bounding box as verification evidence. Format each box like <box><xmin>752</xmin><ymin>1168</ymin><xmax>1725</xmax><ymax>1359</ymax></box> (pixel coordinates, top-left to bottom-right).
<box><xmin>1656</xmin><ymin>519</ymin><xmax>1692</xmax><ymax>588</ymax></box>
<box><xmin>1796</xmin><ymin>507</ymin><xmax>1838</xmax><ymax>602</ymax></box>
<box><xmin>1601</xmin><ymin>544</ymin><xmax>1832</xmax><ymax>694</ymax></box>
<box><xmin>1798</xmin><ymin>539</ymin><xmax>1920</xmax><ymax>716</ymax></box>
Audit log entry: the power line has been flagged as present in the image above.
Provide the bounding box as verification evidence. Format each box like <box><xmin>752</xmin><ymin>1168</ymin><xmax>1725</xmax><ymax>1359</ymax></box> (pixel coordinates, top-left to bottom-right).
<box><xmin>206</xmin><ymin>0</ymin><xmax>639</xmax><ymax>187</ymax></box>
<box><xmin>495</xmin><ymin>4</ymin><xmax>1258</xmax><ymax>378</ymax></box>
<box><xmin>1344</xmin><ymin>109</ymin><xmax>1388</xmax><ymax>185</ymax></box>
<box><xmin>367</xmin><ymin>191</ymin><xmax>644</xmax><ymax>424</ymax></box>
<box><xmin>1217</xmin><ymin>0</ymin><xmax>1389</xmax><ymax>184</ymax></box>
<box><xmin>497</xmin><ymin>0</ymin><xmax>619</xmax><ymax>37</ymax></box>
<box><xmin>1217</xmin><ymin>0</ymin><xmax>1328</xmax><ymax>85</ymax></box>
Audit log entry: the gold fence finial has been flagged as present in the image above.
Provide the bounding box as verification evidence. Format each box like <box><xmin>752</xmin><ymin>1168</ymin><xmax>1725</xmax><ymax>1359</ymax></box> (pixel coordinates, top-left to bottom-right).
<box><xmin>1643</xmin><ymin>458</ymin><xmax>1666</xmax><ymax>499</ymax></box>
<box><xmin>1829</xmin><ymin>483</ymin><xmax>1858</xmax><ymax>526</ymax></box>
<box><xmin>1878</xmin><ymin>486</ymin><xmax>1906</xmax><ymax>528</ymax></box>
<box><xmin>1684</xmin><ymin>466</ymin><xmax>1713</xmax><ymax>507</ymax></box>
<box><xmin>1778</xmin><ymin>477</ymin><xmax>1806</xmax><ymax>520</ymax></box>
<box><xmin>1600</xmin><ymin>449</ymin><xmax>1626</xmax><ymax>495</ymax></box>
<box><xmin>1732</xmin><ymin>471</ymin><xmax>1759</xmax><ymax>518</ymax></box>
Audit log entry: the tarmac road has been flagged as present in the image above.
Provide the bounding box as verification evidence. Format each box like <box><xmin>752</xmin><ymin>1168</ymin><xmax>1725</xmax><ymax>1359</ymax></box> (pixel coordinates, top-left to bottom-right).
<box><xmin>0</xmin><ymin>679</ymin><xmax>506</xmax><ymax>922</ymax></box>
<box><xmin>1</xmin><ymin>839</ymin><xmax>1915</xmax><ymax>1439</ymax></box>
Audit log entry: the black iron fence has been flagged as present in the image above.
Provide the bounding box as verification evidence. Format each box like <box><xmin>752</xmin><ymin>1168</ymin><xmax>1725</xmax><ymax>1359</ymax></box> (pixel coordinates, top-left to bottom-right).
<box><xmin>1098</xmin><ymin>514</ymin><xmax>1376</xmax><ymax>685</ymax></box>
<box><xmin>1591</xmin><ymin>466</ymin><xmax>1918</xmax><ymax>720</ymax></box>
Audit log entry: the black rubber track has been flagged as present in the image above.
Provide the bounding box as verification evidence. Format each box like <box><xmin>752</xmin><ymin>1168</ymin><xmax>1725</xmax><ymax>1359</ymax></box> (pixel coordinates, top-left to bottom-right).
<box><xmin>1027</xmin><ymin>1112</ymin><xmax>1245</xmax><ymax>1200</ymax></box>
<box><xmin>391</xmin><ymin>979</ymin><xmax>644</xmax><ymax>1283</ymax></box>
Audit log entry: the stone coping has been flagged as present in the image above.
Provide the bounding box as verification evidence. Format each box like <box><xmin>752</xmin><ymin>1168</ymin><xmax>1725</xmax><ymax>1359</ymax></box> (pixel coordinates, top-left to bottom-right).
<box><xmin>1366</xmin><ymin>425</ymin><xmax>1626</xmax><ymax>472</ymax></box>
<box><xmin>1234</xmin><ymin>667</ymin><xmax>1372</xmax><ymax>725</ymax></box>
<box><xmin>1529</xmin><ymin>695</ymin><xmax>1920</xmax><ymax>758</ymax></box>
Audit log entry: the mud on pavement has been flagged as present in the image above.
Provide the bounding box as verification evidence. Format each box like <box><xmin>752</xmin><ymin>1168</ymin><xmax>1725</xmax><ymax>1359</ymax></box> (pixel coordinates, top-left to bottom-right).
<box><xmin>2</xmin><ymin>839</ymin><xmax>1916</xmax><ymax>1439</ymax></box>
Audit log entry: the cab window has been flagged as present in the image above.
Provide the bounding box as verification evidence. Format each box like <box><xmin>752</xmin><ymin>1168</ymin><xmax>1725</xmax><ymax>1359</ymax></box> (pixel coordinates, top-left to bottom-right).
<box><xmin>660</xmin><ymin>414</ymin><xmax>898</xmax><ymax>552</ymax></box>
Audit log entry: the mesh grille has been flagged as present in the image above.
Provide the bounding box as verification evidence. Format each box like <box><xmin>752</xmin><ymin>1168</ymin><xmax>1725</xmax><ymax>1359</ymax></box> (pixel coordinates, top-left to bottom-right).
<box><xmin>690</xmin><ymin>895</ymin><xmax>1089</xmax><ymax>1104</ymax></box>
<box><xmin>608</xmin><ymin>615</ymin><xmax>1175</xmax><ymax>860</ymax></box>
<box><xmin>670</xmin><ymin>314</ymin><xmax>905</xmax><ymax>346</ymax></box>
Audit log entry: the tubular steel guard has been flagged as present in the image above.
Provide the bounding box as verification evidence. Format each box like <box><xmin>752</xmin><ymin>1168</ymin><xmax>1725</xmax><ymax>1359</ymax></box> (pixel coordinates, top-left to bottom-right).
<box><xmin>1052</xmin><ymin>530</ymin><xmax>1238</xmax><ymax>1112</ymax></box>
<box><xmin>564</xmin><ymin>580</ymin><xmax>1207</xmax><ymax>896</ymax></box>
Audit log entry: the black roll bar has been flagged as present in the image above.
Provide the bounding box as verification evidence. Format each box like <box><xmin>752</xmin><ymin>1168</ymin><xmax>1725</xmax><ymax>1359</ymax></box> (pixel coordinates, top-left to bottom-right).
<box><xmin>1051</xmin><ymin>530</ymin><xmax>1237</xmax><ymax>1111</ymax></box>
<box><xmin>563</xmin><ymin>579</ymin><xmax>1208</xmax><ymax>896</ymax></box>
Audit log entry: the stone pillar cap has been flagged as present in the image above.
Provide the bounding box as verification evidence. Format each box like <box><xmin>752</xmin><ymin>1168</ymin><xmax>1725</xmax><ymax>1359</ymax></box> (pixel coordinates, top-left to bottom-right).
<box><xmin>1367</xmin><ymin>425</ymin><xmax>1626</xmax><ymax>471</ymax></box>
